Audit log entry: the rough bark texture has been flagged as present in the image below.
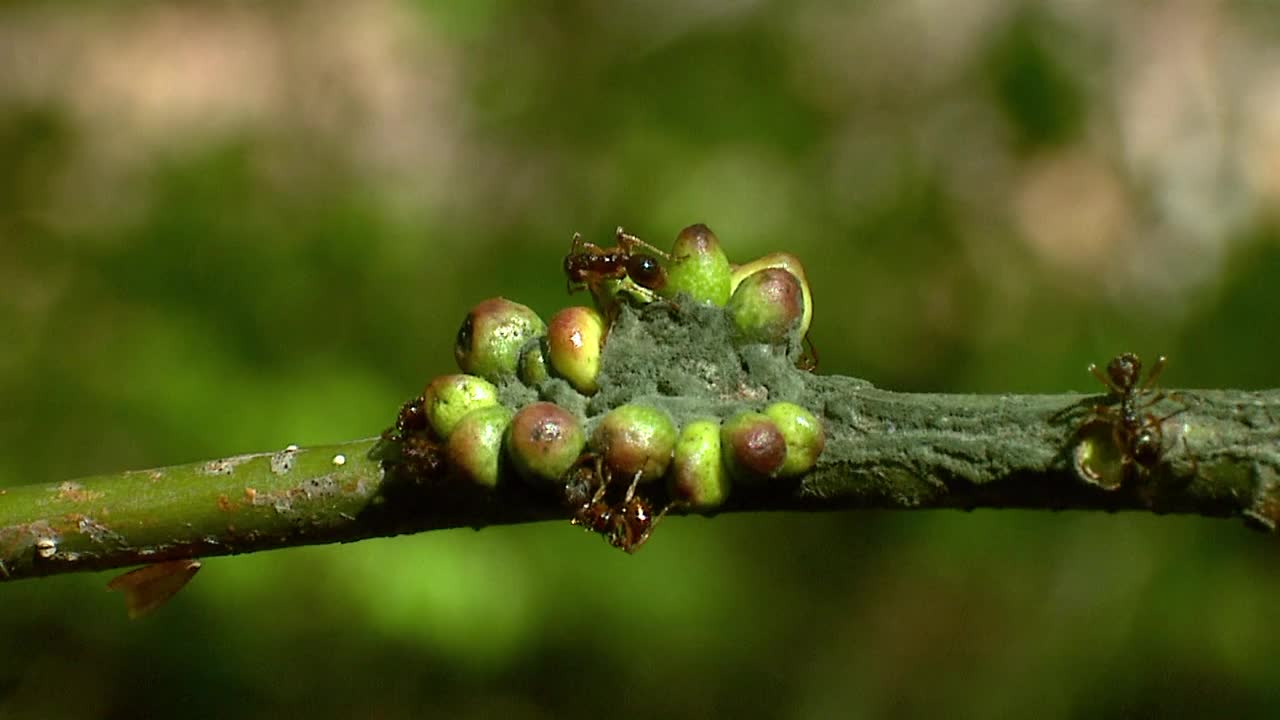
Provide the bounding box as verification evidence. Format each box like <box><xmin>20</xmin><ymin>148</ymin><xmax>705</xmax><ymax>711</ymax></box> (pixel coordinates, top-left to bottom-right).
<box><xmin>2</xmin><ymin>301</ymin><xmax>1276</xmax><ymax>582</ymax></box>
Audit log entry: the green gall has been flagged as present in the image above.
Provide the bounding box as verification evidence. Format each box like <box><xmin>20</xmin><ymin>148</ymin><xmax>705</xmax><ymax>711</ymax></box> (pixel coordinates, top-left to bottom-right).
<box><xmin>1073</xmin><ymin>419</ymin><xmax>1124</xmax><ymax>491</ymax></box>
<box><xmin>422</xmin><ymin>374</ymin><xmax>500</xmax><ymax>438</ymax></box>
<box><xmin>661</xmin><ymin>223</ymin><xmax>732</xmax><ymax>306</ymax></box>
<box><xmin>445</xmin><ymin>405</ymin><xmax>513</xmax><ymax>489</ymax></box>
<box><xmin>454</xmin><ymin>297</ymin><xmax>546</xmax><ymax>382</ymax></box>
<box><xmin>726</xmin><ymin>267</ymin><xmax>804</xmax><ymax>345</ymax></box>
<box><xmin>764</xmin><ymin>402</ymin><xmax>825</xmax><ymax>477</ymax></box>
<box><xmin>547</xmin><ymin>306</ymin><xmax>606</xmax><ymax>395</ymax></box>
<box><xmin>591</xmin><ymin>404</ymin><xmax>677</xmax><ymax>484</ymax></box>
<box><xmin>730</xmin><ymin>252</ymin><xmax>813</xmax><ymax>338</ymax></box>
<box><xmin>668</xmin><ymin>419</ymin><xmax>730</xmax><ymax>511</ymax></box>
<box><xmin>721</xmin><ymin>411</ymin><xmax>787</xmax><ymax>483</ymax></box>
<box><xmin>506</xmin><ymin>402</ymin><xmax>587</xmax><ymax>489</ymax></box>
<box><xmin>518</xmin><ymin>342</ymin><xmax>550</xmax><ymax>386</ymax></box>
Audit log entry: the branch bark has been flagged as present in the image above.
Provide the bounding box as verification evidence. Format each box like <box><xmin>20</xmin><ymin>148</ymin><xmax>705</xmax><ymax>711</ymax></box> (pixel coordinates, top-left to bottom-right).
<box><xmin>3</xmin><ymin>302</ymin><xmax>1277</xmax><ymax>582</ymax></box>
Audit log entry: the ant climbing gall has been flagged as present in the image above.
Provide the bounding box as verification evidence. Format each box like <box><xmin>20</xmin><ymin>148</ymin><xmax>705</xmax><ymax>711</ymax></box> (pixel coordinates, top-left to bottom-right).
<box><xmin>381</xmin><ymin>395</ymin><xmax>446</xmax><ymax>478</ymax></box>
<box><xmin>563</xmin><ymin>228</ymin><xmax>670</xmax><ymax>314</ymax></box>
<box><xmin>1076</xmin><ymin>352</ymin><xmax>1188</xmax><ymax>489</ymax></box>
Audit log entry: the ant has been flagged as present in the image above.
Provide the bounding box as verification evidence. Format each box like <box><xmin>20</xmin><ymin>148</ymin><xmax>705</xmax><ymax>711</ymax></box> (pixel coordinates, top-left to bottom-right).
<box><xmin>380</xmin><ymin>395</ymin><xmax>445</xmax><ymax>478</ymax></box>
<box><xmin>1083</xmin><ymin>352</ymin><xmax>1187</xmax><ymax>484</ymax></box>
<box><xmin>797</xmin><ymin>335</ymin><xmax>820</xmax><ymax>373</ymax></box>
<box><xmin>564</xmin><ymin>452</ymin><xmax>668</xmax><ymax>553</ymax></box>
<box><xmin>563</xmin><ymin>227</ymin><xmax>670</xmax><ymax>310</ymax></box>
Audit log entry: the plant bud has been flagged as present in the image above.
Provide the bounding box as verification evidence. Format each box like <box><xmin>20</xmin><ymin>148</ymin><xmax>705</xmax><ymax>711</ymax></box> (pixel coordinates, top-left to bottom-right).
<box><xmin>591</xmin><ymin>405</ymin><xmax>677</xmax><ymax>483</ymax></box>
<box><xmin>422</xmin><ymin>374</ymin><xmax>500</xmax><ymax>438</ymax></box>
<box><xmin>661</xmin><ymin>223</ymin><xmax>732</xmax><ymax>306</ymax></box>
<box><xmin>547</xmin><ymin>306</ymin><xmax>606</xmax><ymax>394</ymax></box>
<box><xmin>454</xmin><ymin>297</ymin><xmax>546</xmax><ymax>382</ymax></box>
<box><xmin>518</xmin><ymin>341</ymin><xmax>551</xmax><ymax>386</ymax></box>
<box><xmin>446</xmin><ymin>405</ymin><xmax>513</xmax><ymax>488</ymax></box>
<box><xmin>764</xmin><ymin>402</ymin><xmax>824</xmax><ymax>477</ymax></box>
<box><xmin>668</xmin><ymin>419</ymin><xmax>730</xmax><ymax>511</ymax></box>
<box><xmin>726</xmin><ymin>268</ymin><xmax>804</xmax><ymax>345</ymax></box>
<box><xmin>730</xmin><ymin>252</ymin><xmax>813</xmax><ymax>337</ymax></box>
<box><xmin>506</xmin><ymin>402</ymin><xmax>587</xmax><ymax>489</ymax></box>
<box><xmin>721</xmin><ymin>411</ymin><xmax>787</xmax><ymax>483</ymax></box>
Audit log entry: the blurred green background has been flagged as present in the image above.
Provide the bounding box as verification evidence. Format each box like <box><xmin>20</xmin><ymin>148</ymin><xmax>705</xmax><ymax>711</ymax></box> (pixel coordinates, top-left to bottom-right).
<box><xmin>3</xmin><ymin>1</ymin><xmax>1280</xmax><ymax>717</ymax></box>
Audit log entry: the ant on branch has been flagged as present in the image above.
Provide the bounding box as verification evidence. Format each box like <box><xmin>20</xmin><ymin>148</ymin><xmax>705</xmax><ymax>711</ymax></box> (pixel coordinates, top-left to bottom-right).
<box><xmin>380</xmin><ymin>395</ymin><xmax>445</xmax><ymax>478</ymax></box>
<box><xmin>563</xmin><ymin>227</ymin><xmax>670</xmax><ymax>314</ymax></box>
<box><xmin>563</xmin><ymin>453</ymin><xmax>668</xmax><ymax>553</ymax></box>
<box><xmin>1082</xmin><ymin>352</ymin><xmax>1188</xmax><ymax>485</ymax></box>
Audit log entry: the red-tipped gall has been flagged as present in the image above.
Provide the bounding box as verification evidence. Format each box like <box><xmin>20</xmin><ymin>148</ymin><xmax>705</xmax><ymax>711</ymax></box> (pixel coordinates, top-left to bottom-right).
<box><xmin>454</xmin><ymin>297</ymin><xmax>546</xmax><ymax>382</ymax></box>
<box><xmin>506</xmin><ymin>402</ymin><xmax>587</xmax><ymax>489</ymax></box>
<box><xmin>546</xmin><ymin>306</ymin><xmax>606</xmax><ymax>395</ymax></box>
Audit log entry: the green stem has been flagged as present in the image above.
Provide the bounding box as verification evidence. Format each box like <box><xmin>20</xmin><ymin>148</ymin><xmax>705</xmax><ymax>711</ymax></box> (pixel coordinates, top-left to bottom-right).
<box><xmin>2</xmin><ymin>303</ymin><xmax>1277</xmax><ymax>582</ymax></box>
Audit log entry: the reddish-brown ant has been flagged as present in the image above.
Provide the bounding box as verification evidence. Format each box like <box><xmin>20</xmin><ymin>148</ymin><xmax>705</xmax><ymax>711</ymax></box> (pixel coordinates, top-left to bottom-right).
<box><xmin>381</xmin><ymin>395</ymin><xmax>445</xmax><ymax>478</ymax></box>
<box><xmin>797</xmin><ymin>335</ymin><xmax>820</xmax><ymax>372</ymax></box>
<box><xmin>563</xmin><ymin>227</ymin><xmax>670</xmax><ymax>308</ymax></box>
<box><xmin>1084</xmin><ymin>352</ymin><xmax>1187</xmax><ymax>484</ymax></box>
<box><xmin>564</xmin><ymin>452</ymin><xmax>668</xmax><ymax>553</ymax></box>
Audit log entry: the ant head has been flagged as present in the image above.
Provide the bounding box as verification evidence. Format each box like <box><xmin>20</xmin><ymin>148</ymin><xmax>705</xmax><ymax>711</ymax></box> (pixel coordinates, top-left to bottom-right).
<box><xmin>1107</xmin><ymin>353</ymin><xmax>1143</xmax><ymax>390</ymax></box>
<box><xmin>562</xmin><ymin>253</ymin><xmax>581</xmax><ymax>281</ymax></box>
<box><xmin>394</xmin><ymin>396</ymin><xmax>426</xmax><ymax>434</ymax></box>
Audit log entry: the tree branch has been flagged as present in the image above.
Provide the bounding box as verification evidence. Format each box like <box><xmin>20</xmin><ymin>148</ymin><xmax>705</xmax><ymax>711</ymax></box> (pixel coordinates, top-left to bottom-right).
<box><xmin>3</xmin><ymin>301</ymin><xmax>1277</xmax><ymax>582</ymax></box>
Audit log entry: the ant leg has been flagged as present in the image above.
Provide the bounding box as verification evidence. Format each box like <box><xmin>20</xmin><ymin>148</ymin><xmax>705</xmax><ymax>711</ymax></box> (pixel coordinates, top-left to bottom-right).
<box><xmin>1138</xmin><ymin>391</ymin><xmax>1168</xmax><ymax>410</ymax></box>
<box><xmin>569</xmin><ymin>232</ymin><xmax>609</xmax><ymax>257</ymax></box>
<box><xmin>1089</xmin><ymin>403</ymin><xmax>1120</xmax><ymax>425</ymax></box>
<box><xmin>797</xmin><ymin>334</ymin><xmax>820</xmax><ymax>372</ymax></box>
<box><xmin>1140</xmin><ymin>356</ymin><xmax>1168</xmax><ymax>392</ymax></box>
<box><xmin>590</xmin><ymin>455</ymin><xmax>613</xmax><ymax>504</ymax></box>
<box><xmin>1089</xmin><ymin>363</ymin><xmax>1123</xmax><ymax>395</ymax></box>
<box><xmin>616</xmin><ymin>227</ymin><xmax>671</xmax><ymax>261</ymax></box>
<box><xmin>1150</xmin><ymin>406</ymin><xmax>1187</xmax><ymax>427</ymax></box>
<box><xmin>1181</xmin><ymin>435</ymin><xmax>1200</xmax><ymax>477</ymax></box>
<box><xmin>649</xmin><ymin>503</ymin><xmax>670</xmax><ymax>530</ymax></box>
<box><xmin>622</xmin><ymin>469</ymin><xmax>643</xmax><ymax>503</ymax></box>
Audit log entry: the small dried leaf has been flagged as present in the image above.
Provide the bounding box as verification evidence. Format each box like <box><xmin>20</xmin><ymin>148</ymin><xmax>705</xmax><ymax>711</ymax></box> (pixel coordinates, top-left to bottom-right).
<box><xmin>107</xmin><ymin>559</ymin><xmax>202</xmax><ymax>619</ymax></box>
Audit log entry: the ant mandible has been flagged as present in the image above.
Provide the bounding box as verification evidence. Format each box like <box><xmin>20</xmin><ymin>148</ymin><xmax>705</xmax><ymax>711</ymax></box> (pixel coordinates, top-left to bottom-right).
<box><xmin>563</xmin><ymin>227</ymin><xmax>670</xmax><ymax>305</ymax></box>
<box><xmin>1085</xmin><ymin>352</ymin><xmax>1186</xmax><ymax>482</ymax></box>
<box><xmin>564</xmin><ymin>452</ymin><xmax>668</xmax><ymax>553</ymax></box>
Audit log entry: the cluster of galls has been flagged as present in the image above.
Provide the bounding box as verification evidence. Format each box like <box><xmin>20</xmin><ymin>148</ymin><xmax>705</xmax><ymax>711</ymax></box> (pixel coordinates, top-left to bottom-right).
<box><xmin>382</xmin><ymin>223</ymin><xmax>824</xmax><ymax>552</ymax></box>
<box><xmin>562</xmin><ymin>224</ymin><xmax>817</xmax><ymax>371</ymax></box>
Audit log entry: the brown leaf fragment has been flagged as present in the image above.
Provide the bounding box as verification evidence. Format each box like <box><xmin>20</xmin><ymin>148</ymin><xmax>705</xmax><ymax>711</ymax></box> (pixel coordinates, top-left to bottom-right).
<box><xmin>106</xmin><ymin>559</ymin><xmax>202</xmax><ymax>619</ymax></box>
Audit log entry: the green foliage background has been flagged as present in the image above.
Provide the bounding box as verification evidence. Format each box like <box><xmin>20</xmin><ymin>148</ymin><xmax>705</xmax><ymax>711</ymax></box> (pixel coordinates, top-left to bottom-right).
<box><xmin>3</xmin><ymin>1</ymin><xmax>1280</xmax><ymax>717</ymax></box>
